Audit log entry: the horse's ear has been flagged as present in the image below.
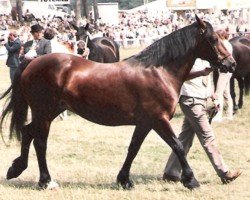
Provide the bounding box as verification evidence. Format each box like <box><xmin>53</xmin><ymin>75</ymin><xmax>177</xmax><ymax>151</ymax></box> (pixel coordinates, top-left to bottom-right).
<box><xmin>68</xmin><ymin>21</ymin><xmax>79</xmax><ymax>31</ymax></box>
<box><xmin>195</xmin><ymin>14</ymin><xmax>206</xmax><ymax>30</ymax></box>
<box><xmin>85</xmin><ymin>23</ymin><xmax>89</xmax><ymax>31</ymax></box>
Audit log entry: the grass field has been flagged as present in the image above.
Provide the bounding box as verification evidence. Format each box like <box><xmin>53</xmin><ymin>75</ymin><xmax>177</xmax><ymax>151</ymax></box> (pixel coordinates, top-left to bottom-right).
<box><xmin>0</xmin><ymin>50</ymin><xmax>249</xmax><ymax>200</ymax></box>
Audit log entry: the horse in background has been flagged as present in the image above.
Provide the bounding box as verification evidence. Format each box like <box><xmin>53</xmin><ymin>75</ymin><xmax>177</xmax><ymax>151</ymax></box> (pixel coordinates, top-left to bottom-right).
<box><xmin>213</xmin><ymin>35</ymin><xmax>250</xmax><ymax>110</ymax></box>
<box><xmin>71</xmin><ymin>22</ymin><xmax>120</xmax><ymax>63</ymax></box>
<box><xmin>230</xmin><ymin>36</ymin><xmax>250</xmax><ymax>110</ymax></box>
<box><xmin>55</xmin><ymin>17</ymin><xmax>120</xmax><ymax>63</ymax></box>
<box><xmin>0</xmin><ymin>16</ymin><xmax>235</xmax><ymax>190</ymax></box>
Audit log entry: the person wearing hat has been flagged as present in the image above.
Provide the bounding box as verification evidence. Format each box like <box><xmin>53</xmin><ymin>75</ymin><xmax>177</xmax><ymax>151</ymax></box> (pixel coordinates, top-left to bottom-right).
<box><xmin>22</xmin><ymin>24</ymin><xmax>51</xmax><ymax>60</ymax></box>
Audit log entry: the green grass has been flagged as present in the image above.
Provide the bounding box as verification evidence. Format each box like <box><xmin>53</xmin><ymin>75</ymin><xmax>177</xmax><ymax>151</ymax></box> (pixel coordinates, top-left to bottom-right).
<box><xmin>0</xmin><ymin>50</ymin><xmax>250</xmax><ymax>200</ymax></box>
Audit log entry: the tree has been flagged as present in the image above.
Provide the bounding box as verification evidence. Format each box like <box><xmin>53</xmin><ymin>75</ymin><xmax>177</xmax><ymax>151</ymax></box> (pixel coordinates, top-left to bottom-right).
<box><xmin>75</xmin><ymin>0</ymin><xmax>81</xmax><ymax>25</ymax></box>
<box><xmin>97</xmin><ymin>0</ymin><xmax>156</xmax><ymax>10</ymax></box>
<box><xmin>16</xmin><ymin>0</ymin><xmax>23</xmax><ymax>24</ymax></box>
<box><xmin>82</xmin><ymin>0</ymin><xmax>89</xmax><ymax>19</ymax></box>
<box><xmin>93</xmin><ymin>0</ymin><xmax>99</xmax><ymax>21</ymax></box>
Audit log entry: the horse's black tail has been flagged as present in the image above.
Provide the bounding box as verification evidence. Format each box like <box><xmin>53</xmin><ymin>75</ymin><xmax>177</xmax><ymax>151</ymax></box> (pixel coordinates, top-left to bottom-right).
<box><xmin>113</xmin><ymin>40</ymin><xmax>120</xmax><ymax>61</ymax></box>
<box><xmin>0</xmin><ymin>59</ymin><xmax>32</xmax><ymax>141</ymax></box>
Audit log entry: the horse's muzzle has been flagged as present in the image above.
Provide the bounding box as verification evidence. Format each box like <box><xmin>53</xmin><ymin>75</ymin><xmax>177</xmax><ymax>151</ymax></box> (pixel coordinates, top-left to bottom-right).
<box><xmin>219</xmin><ymin>56</ymin><xmax>236</xmax><ymax>73</ymax></box>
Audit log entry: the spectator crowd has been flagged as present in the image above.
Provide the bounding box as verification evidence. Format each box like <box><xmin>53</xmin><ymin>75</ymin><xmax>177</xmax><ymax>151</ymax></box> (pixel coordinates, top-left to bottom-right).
<box><xmin>1</xmin><ymin>8</ymin><xmax>250</xmax><ymax>49</ymax></box>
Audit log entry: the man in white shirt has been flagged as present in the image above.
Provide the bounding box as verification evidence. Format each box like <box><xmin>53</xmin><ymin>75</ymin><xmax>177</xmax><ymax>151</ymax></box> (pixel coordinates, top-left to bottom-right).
<box><xmin>163</xmin><ymin>58</ymin><xmax>242</xmax><ymax>184</ymax></box>
<box><xmin>213</xmin><ymin>30</ymin><xmax>234</xmax><ymax>122</ymax></box>
<box><xmin>22</xmin><ymin>24</ymin><xmax>51</xmax><ymax>60</ymax></box>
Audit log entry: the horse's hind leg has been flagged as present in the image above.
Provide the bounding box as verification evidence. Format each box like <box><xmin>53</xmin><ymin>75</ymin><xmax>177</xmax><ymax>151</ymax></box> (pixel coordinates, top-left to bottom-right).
<box><xmin>31</xmin><ymin>117</ymin><xmax>54</xmax><ymax>189</ymax></box>
<box><xmin>7</xmin><ymin>123</ymin><xmax>34</xmax><ymax>179</ymax></box>
<box><xmin>244</xmin><ymin>74</ymin><xmax>250</xmax><ymax>95</ymax></box>
<box><xmin>237</xmin><ymin>77</ymin><xmax>244</xmax><ymax>109</ymax></box>
<box><xmin>153</xmin><ymin>117</ymin><xmax>199</xmax><ymax>190</ymax></box>
<box><xmin>230</xmin><ymin>77</ymin><xmax>238</xmax><ymax>111</ymax></box>
<box><xmin>117</xmin><ymin>125</ymin><xmax>151</xmax><ymax>189</ymax></box>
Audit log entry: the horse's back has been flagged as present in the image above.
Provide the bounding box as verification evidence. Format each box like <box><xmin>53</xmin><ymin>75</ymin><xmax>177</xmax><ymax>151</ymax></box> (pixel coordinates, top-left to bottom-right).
<box><xmin>21</xmin><ymin>55</ymin><xmax>178</xmax><ymax>124</ymax></box>
<box><xmin>22</xmin><ymin>53</ymin><xmax>88</xmax><ymax>88</ymax></box>
<box><xmin>230</xmin><ymin>36</ymin><xmax>250</xmax><ymax>76</ymax></box>
<box><xmin>92</xmin><ymin>37</ymin><xmax>120</xmax><ymax>62</ymax></box>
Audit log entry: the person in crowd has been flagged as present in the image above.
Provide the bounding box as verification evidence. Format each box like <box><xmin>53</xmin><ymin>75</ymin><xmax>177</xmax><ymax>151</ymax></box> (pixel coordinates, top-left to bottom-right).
<box><xmin>163</xmin><ymin>58</ymin><xmax>242</xmax><ymax>184</ymax></box>
<box><xmin>213</xmin><ymin>29</ymin><xmax>234</xmax><ymax>122</ymax></box>
<box><xmin>77</xmin><ymin>40</ymin><xmax>90</xmax><ymax>59</ymax></box>
<box><xmin>21</xmin><ymin>24</ymin><xmax>51</xmax><ymax>60</ymax></box>
<box><xmin>44</xmin><ymin>27</ymin><xmax>72</xmax><ymax>54</ymax></box>
<box><xmin>3</xmin><ymin>31</ymin><xmax>21</xmax><ymax>83</ymax></box>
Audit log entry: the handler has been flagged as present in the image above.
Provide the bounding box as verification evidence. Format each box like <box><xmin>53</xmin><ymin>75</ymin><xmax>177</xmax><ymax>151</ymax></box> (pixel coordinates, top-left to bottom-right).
<box><xmin>163</xmin><ymin>58</ymin><xmax>242</xmax><ymax>184</ymax></box>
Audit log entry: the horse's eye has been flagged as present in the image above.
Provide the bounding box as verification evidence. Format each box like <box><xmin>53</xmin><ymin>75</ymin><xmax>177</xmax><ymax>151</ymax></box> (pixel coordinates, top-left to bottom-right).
<box><xmin>212</xmin><ymin>37</ymin><xmax>218</xmax><ymax>43</ymax></box>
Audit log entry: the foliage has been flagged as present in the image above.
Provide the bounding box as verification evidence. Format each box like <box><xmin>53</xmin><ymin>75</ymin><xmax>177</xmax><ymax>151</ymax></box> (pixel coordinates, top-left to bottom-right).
<box><xmin>97</xmin><ymin>0</ymin><xmax>157</xmax><ymax>10</ymax></box>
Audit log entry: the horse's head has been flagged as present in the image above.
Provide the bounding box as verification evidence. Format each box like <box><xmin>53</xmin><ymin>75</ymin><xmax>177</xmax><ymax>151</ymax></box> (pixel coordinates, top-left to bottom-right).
<box><xmin>69</xmin><ymin>22</ymin><xmax>90</xmax><ymax>41</ymax></box>
<box><xmin>195</xmin><ymin>15</ymin><xmax>236</xmax><ymax>73</ymax></box>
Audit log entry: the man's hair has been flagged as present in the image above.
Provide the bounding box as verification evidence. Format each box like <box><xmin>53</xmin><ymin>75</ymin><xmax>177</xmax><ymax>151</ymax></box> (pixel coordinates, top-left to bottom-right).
<box><xmin>10</xmin><ymin>31</ymin><xmax>18</xmax><ymax>37</ymax></box>
<box><xmin>44</xmin><ymin>28</ymin><xmax>55</xmax><ymax>40</ymax></box>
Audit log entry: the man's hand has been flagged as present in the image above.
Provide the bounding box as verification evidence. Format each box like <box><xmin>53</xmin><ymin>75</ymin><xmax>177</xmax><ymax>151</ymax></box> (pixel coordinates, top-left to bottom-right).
<box><xmin>203</xmin><ymin>67</ymin><xmax>213</xmax><ymax>76</ymax></box>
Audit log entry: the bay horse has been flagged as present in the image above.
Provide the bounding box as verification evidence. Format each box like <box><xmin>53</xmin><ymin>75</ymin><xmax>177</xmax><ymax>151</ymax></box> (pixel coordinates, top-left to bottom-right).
<box><xmin>68</xmin><ymin>22</ymin><xmax>120</xmax><ymax>63</ymax></box>
<box><xmin>213</xmin><ymin>35</ymin><xmax>250</xmax><ymax>110</ymax></box>
<box><xmin>0</xmin><ymin>16</ymin><xmax>235</xmax><ymax>190</ymax></box>
<box><xmin>229</xmin><ymin>36</ymin><xmax>250</xmax><ymax>110</ymax></box>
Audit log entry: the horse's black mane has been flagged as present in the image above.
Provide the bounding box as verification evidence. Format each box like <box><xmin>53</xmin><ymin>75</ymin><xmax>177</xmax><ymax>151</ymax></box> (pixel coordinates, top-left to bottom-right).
<box><xmin>125</xmin><ymin>22</ymin><xmax>206</xmax><ymax>67</ymax></box>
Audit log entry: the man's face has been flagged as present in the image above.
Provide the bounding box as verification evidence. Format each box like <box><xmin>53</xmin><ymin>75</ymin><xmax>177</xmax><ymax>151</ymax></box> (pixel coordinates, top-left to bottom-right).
<box><xmin>8</xmin><ymin>33</ymin><xmax>15</xmax><ymax>42</ymax></box>
<box><xmin>32</xmin><ymin>31</ymin><xmax>43</xmax><ymax>40</ymax></box>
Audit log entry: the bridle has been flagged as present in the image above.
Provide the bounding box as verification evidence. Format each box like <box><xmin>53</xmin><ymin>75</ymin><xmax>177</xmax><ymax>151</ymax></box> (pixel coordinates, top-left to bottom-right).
<box><xmin>199</xmin><ymin>27</ymin><xmax>230</xmax><ymax>68</ymax></box>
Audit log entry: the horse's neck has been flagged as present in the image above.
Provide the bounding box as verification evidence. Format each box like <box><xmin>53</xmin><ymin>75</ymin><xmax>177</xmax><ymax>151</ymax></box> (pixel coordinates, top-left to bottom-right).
<box><xmin>165</xmin><ymin>54</ymin><xmax>197</xmax><ymax>90</ymax></box>
<box><xmin>87</xmin><ymin>38</ymin><xmax>96</xmax><ymax>50</ymax></box>
<box><xmin>127</xmin><ymin>49</ymin><xmax>196</xmax><ymax>85</ymax></box>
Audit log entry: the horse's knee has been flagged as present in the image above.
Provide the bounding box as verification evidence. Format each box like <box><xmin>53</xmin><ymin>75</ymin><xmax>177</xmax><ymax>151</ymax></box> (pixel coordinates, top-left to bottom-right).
<box><xmin>33</xmin><ymin>137</ymin><xmax>47</xmax><ymax>151</ymax></box>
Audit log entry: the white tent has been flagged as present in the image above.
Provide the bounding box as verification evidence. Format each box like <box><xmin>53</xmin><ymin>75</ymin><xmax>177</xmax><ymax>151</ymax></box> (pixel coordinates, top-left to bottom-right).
<box><xmin>196</xmin><ymin>0</ymin><xmax>250</xmax><ymax>10</ymax></box>
<box><xmin>124</xmin><ymin>0</ymin><xmax>168</xmax><ymax>14</ymax></box>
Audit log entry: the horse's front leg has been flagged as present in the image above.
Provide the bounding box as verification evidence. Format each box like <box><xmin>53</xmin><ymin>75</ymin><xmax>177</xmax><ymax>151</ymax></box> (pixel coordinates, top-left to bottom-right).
<box><xmin>32</xmin><ymin>119</ymin><xmax>57</xmax><ymax>189</ymax></box>
<box><xmin>117</xmin><ymin>125</ymin><xmax>151</xmax><ymax>189</ymax></box>
<box><xmin>7</xmin><ymin>123</ymin><xmax>34</xmax><ymax>179</ymax></box>
<box><xmin>153</xmin><ymin>117</ymin><xmax>200</xmax><ymax>190</ymax></box>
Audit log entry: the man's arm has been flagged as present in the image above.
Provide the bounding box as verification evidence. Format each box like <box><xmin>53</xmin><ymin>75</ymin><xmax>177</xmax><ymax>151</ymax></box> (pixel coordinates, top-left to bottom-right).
<box><xmin>186</xmin><ymin>67</ymin><xmax>213</xmax><ymax>80</ymax></box>
<box><xmin>4</xmin><ymin>41</ymin><xmax>21</xmax><ymax>53</ymax></box>
<box><xmin>44</xmin><ymin>40</ymin><xmax>52</xmax><ymax>54</ymax></box>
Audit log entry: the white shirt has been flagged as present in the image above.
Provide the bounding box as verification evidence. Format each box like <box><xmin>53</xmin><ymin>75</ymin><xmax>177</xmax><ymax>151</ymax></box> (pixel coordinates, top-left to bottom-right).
<box><xmin>180</xmin><ymin>58</ymin><xmax>212</xmax><ymax>99</ymax></box>
<box><xmin>223</xmin><ymin>39</ymin><xmax>233</xmax><ymax>54</ymax></box>
<box><xmin>51</xmin><ymin>38</ymin><xmax>71</xmax><ymax>54</ymax></box>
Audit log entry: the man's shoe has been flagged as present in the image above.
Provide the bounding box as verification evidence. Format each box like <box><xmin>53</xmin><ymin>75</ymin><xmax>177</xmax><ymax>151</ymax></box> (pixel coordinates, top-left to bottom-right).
<box><xmin>221</xmin><ymin>170</ymin><xmax>242</xmax><ymax>184</ymax></box>
<box><xmin>163</xmin><ymin>173</ymin><xmax>180</xmax><ymax>182</ymax></box>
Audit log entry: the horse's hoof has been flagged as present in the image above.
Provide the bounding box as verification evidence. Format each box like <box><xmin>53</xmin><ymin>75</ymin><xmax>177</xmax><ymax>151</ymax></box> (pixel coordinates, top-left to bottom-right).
<box><xmin>39</xmin><ymin>180</ymin><xmax>59</xmax><ymax>190</ymax></box>
<box><xmin>233</xmin><ymin>105</ymin><xmax>239</xmax><ymax>111</ymax></box>
<box><xmin>6</xmin><ymin>166</ymin><xmax>16</xmax><ymax>180</ymax></box>
<box><xmin>6</xmin><ymin>165</ymin><xmax>25</xmax><ymax>180</ymax></box>
<box><xmin>118</xmin><ymin>180</ymin><xmax>134</xmax><ymax>190</ymax></box>
<box><xmin>181</xmin><ymin>177</ymin><xmax>200</xmax><ymax>190</ymax></box>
